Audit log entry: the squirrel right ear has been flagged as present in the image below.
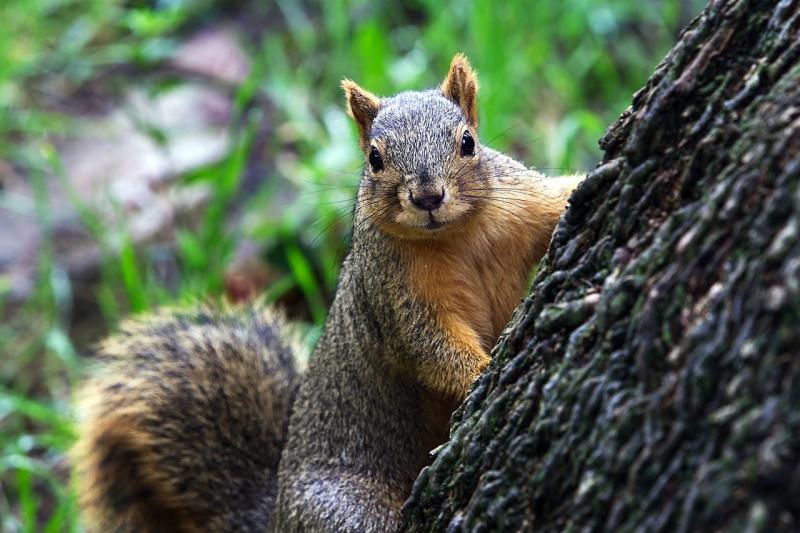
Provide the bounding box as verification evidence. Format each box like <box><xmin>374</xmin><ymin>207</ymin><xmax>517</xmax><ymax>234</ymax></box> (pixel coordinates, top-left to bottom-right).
<box><xmin>441</xmin><ymin>54</ymin><xmax>480</xmax><ymax>128</ymax></box>
<box><xmin>342</xmin><ymin>79</ymin><xmax>381</xmax><ymax>150</ymax></box>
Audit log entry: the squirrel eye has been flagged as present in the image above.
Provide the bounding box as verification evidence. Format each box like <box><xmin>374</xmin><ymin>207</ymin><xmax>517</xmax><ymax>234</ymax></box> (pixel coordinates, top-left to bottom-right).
<box><xmin>460</xmin><ymin>130</ymin><xmax>475</xmax><ymax>157</ymax></box>
<box><xmin>368</xmin><ymin>146</ymin><xmax>384</xmax><ymax>172</ymax></box>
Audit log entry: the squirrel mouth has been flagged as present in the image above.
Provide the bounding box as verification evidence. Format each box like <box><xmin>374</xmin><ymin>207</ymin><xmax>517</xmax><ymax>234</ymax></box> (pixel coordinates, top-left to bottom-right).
<box><xmin>425</xmin><ymin>214</ymin><xmax>445</xmax><ymax>230</ymax></box>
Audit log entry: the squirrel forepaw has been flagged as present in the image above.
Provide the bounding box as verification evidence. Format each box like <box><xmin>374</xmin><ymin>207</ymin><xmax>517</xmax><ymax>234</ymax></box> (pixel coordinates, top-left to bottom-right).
<box><xmin>423</xmin><ymin>350</ymin><xmax>490</xmax><ymax>400</ymax></box>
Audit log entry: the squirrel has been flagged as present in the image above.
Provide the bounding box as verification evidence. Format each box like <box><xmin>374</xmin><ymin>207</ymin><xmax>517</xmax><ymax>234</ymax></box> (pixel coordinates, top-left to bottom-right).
<box><xmin>71</xmin><ymin>54</ymin><xmax>584</xmax><ymax>532</ymax></box>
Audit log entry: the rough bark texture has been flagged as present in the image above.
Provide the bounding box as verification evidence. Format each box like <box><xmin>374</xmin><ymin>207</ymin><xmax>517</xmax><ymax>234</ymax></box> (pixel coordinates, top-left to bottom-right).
<box><xmin>401</xmin><ymin>1</ymin><xmax>800</xmax><ymax>531</ymax></box>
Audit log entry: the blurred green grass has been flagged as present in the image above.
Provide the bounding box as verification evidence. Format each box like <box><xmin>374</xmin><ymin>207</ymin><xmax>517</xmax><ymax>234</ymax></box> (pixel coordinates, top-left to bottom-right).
<box><xmin>0</xmin><ymin>0</ymin><xmax>704</xmax><ymax>529</ymax></box>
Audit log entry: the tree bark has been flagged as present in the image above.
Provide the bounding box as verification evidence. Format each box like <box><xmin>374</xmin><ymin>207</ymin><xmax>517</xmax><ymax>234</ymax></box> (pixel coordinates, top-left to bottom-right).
<box><xmin>401</xmin><ymin>1</ymin><xmax>800</xmax><ymax>531</ymax></box>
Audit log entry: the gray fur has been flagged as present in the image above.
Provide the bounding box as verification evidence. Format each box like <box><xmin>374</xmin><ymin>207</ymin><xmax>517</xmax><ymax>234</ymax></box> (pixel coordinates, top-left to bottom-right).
<box><xmin>372</xmin><ymin>90</ymin><xmax>464</xmax><ymax>180</ymax></box>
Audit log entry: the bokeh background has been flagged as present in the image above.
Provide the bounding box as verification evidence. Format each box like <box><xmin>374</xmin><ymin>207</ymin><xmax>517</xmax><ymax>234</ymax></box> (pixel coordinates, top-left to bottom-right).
<box><xmin>1</xmin><ymin>0</ymin><xmax>705</xmax><ymax>529</ymax></box>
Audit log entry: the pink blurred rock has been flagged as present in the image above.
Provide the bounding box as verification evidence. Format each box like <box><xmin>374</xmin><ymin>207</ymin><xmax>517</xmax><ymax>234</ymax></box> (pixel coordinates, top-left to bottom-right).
<box><xmin>0</xmin><ymin>27</ymin><xmax>245</xmax><ymax>306</ymax></box>
<box><xmin>170</xmin><ymin>27</ymin><xmax>251</xmax><ymax>85</ymax></box>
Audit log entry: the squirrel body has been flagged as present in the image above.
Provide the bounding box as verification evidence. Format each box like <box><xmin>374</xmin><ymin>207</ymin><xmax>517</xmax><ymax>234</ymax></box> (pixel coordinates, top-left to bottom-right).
<box><xmin>73</xmin><ymin>55</ymin><xmax>583</xmax><ymax>532</ymax></box>
<box><xmin>276</xmin><ymin>149</ymin><xmax>579</xmax><ymax>531</ymax></box>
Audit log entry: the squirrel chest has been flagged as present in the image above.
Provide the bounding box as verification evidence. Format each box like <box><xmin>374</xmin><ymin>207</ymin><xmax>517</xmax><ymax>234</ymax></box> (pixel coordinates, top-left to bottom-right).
<box><xmin>402</xmin><ymin>217</ymin><xmax>539</xmax><ymax>352</ymax></box>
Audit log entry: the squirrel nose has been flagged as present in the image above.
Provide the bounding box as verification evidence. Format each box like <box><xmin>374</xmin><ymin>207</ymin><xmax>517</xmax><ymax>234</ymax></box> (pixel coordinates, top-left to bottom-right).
<box><xmin>409</xmin><ymin>188</ymin><xmax>445</xmax><ymax>212</ymax></box>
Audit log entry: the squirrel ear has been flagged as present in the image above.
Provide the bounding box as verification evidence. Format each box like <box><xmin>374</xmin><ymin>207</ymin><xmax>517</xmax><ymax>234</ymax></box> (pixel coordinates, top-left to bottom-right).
<box><xmin>441</xmin><ymin>53</ymin><xmax>480</xmax><ymax>128</ymax></box>
<box><xmin>342</xmin><ymin>79</ymin><xmax>381</xmax><ymax>150</ymax></box>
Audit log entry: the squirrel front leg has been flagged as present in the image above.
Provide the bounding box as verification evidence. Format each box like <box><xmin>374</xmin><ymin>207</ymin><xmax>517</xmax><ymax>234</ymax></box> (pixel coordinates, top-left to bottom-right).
<box><xmin>394</xmin><ymin>302</ymin><xmax>489</xmax><ymax>400</ymax></box>
<box><xmin>418</xmin><ymin>318</ymin><xmax>489</xmax><ymax>399</ymax></box>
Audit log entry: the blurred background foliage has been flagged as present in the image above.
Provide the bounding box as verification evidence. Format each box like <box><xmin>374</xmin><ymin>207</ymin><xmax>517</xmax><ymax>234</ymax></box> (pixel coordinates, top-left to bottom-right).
<box><xmin>0</xmin><ymin>0</ymin><xmax>705</xmax><ymax>529</ymax></box>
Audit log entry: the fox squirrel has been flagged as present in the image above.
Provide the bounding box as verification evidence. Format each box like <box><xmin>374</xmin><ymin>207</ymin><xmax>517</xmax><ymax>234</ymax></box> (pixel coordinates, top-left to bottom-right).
<box><xmin>72</xmin><ymin>54</ymin><xmax>584</xmax><ymax>532</ymax></box>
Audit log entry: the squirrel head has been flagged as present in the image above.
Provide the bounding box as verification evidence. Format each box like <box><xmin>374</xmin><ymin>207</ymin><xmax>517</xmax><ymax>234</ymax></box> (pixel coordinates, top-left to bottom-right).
<box><xmin>342</xmin><ymin>54</ymin><xmax>488</xmax><ymax>240</ymax></box>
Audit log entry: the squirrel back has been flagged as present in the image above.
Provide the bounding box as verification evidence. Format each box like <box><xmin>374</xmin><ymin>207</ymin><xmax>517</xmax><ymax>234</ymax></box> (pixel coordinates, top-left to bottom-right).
<box><xmin>72</xmin><ymin>307</ymin><xmax>299</xmax><ymax>531</ymax></box>
<box><xmin>72</xmin><ymin>54</ymin><xmax>584</xmax><ymax>532</ymax></box>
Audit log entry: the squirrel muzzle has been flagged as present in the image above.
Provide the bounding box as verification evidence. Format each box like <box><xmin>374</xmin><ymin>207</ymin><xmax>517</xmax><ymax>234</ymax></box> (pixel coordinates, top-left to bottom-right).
<box><xmin>396</xmin><ymin>177</ymin><xmax>466</xmax><ymax>233</ymax></box>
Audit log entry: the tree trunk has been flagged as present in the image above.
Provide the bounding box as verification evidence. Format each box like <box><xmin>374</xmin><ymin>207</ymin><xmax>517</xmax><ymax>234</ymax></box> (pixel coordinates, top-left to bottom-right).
<box><xmin>401</xmin><ymin>1</ymin><xmax>800</xmax><ymax>531</ymax></box>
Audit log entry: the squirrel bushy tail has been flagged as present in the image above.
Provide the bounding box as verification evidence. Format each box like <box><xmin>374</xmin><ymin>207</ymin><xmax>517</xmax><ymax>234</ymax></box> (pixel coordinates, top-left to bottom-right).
<box><xmin>71</xmin><ymin>306</ymin><xmax>300</xmax><ymax>532</ymax></box>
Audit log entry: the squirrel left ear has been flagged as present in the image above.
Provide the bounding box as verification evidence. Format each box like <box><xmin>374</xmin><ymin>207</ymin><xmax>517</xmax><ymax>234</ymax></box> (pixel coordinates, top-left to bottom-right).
<box><xmin>342</xmin><ymin>79</ymin><xmax>381</xmax><ymax>150</ymax></box>
<box><xmin>441</xmin><ymin>53</ymin><xmax>480</xmax><ymax>128</ymax></box>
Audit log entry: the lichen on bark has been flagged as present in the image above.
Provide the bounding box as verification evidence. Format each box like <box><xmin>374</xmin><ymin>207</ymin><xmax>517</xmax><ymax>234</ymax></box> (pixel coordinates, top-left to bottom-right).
<box><xmin>401</xmin><ymin>0</ymin><xmax>800</xmax><ymax>531</ymax></box>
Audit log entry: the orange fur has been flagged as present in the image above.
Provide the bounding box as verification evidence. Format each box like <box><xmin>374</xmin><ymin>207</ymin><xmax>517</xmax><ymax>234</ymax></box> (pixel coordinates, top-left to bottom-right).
<box><xmin>401</xmin><ymin>173</ymin><xmax>581</xmax><ymax>396</ymax></box>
